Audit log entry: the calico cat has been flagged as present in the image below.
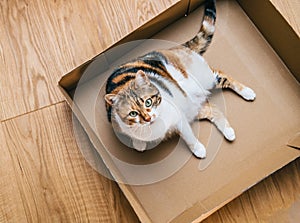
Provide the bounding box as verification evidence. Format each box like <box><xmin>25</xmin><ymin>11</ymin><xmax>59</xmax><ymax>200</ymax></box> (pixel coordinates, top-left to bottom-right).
<box><xmin>104</xmin><ymin>0</ymin><xmax>255</xmax><ymax>158</ymax></box>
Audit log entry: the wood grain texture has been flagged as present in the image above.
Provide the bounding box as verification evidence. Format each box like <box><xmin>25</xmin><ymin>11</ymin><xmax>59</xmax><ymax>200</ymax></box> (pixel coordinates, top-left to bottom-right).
<box><xmin>0</xmin><ymin>102</ymin><xmax>139</xmax><ymax>223</ymax></box>
<box><xmin>0</xmin><ymin>124</ymin><xmax>28</xmax><ymax>223</ymax></box>
<box><xmin>96</xmin><ymin>0</ymin><xmax>179</xmax><ymax>48</ymax></box>
<box><xmin>270</xmin><ymin>0</ymin><xmax>300</xmax><ymax>36</ymax></box>
<box><xmin>0</xmin><ymin>0</ymin><xmax>178</xmax><ymax>121</ymax></box>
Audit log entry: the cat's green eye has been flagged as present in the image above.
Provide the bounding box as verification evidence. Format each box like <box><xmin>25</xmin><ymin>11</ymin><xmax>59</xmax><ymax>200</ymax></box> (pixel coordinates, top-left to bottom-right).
<box><xmin>129</xmin><ymin>111</ymin><xmax>138</xmax><ymax>117</ymax></box>
<box><xmin>145</xmin><ymin>98</ymin><xmax>152</xmax><ymax>107</ymax></box>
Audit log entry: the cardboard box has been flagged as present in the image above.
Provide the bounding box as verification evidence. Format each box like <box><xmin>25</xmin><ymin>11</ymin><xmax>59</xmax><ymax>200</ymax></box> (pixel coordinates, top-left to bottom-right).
<box><xmin>59</xmin><ymin>0</ymin><xmax>300</xmax><ymax>222</ymax></box>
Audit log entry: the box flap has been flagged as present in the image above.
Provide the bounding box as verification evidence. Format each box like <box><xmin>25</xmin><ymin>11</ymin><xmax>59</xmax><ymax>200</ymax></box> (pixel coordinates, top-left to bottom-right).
<box><xmin>287</xmin><ymin>133</ymin><xmax>300</xmax><ymax>150</ymax></box>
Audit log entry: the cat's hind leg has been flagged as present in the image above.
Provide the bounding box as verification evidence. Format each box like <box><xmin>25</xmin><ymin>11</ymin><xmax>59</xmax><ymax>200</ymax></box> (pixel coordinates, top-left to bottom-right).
<box><xmin>198</xmin><ymin>102</ymin><xmax>236</xmax><ymax>141</ymax></box>
<box><xmin>212</xmin><ymin>69</ymin><xmax>256</xmax><ymax>101</ymax></box>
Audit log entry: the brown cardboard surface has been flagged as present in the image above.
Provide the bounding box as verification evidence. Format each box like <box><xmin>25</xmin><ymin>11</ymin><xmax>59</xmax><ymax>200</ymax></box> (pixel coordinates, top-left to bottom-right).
<box><xmin>187</xmin><ymin>0</ymin><xmax>205</xmax><ymax>13</ymax></box>
<box><xmin>59</xmin><ymin>0</ymin><xmax>300</xmax><ymax>222</ymax></box>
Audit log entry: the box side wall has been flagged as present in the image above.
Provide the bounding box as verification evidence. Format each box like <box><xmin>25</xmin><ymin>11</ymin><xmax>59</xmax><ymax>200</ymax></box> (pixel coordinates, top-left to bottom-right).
<box><xmin>187</xmin><ymin>0</ymin><xmax>205</xmax><ymax>13</ymax></box>
<box><xmin>237</xmin><ymin>0</ymin><xmax>300</xmax><ymax>81</ymax></box>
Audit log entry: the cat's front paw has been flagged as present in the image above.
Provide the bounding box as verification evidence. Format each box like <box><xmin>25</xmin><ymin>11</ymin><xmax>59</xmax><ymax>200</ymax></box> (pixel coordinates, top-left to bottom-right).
<box><xmin>192</xmin><ymin>141</ymin><xmax>206</xmax><ymax>159</ymax></box>
<box><xmin>132</xmin><ymin>139</ymin><xmax>147</xmax><ymax>152</ymax></box>
<box><xmin>224</xmin><ymin>127</ymin><xmax>236</xmax><ymax>141</ymax></box>
<box><xmin>240</xmin><ymin>87</ymin><xmax>256</xmax><ymax>101</ymax></box>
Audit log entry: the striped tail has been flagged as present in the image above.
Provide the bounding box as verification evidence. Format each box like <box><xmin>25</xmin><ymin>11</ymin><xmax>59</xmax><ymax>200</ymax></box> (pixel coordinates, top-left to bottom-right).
<box><xmin>183</xmin><ymin>0</ymin><xmax>216</xmax><ymax>54</ymax></box>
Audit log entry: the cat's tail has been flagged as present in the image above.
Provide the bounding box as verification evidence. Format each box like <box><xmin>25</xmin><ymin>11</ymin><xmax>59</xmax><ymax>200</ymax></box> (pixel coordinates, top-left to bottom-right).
<box><xmin>183</xmin><ymin>0</ymin><xmax>216</xmax><ymax>55</ymax></box>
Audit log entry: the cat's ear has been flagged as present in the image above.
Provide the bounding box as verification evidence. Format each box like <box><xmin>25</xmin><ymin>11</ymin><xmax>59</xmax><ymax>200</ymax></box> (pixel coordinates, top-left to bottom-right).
<box><xmin>104</xmin><ymin>93</ymin><xmax>116</xmax><ymax>105</ymax></box>
<box><xmin>135</xmin><ymin>70</ymin><xmax>150</xmax><ymax>88</ymax></box>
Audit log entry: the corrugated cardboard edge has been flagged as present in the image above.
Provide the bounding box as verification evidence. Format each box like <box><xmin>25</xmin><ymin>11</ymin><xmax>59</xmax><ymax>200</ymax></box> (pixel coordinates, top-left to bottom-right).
<box><xmin>59</xmin><ymin>60</ymin><xmax>93</xmax><ymax>92</ymax></box>
<box><xmin>237</xmin><ymin>0</ymin><xmax>300</xmax><ymax>82</ymax></box>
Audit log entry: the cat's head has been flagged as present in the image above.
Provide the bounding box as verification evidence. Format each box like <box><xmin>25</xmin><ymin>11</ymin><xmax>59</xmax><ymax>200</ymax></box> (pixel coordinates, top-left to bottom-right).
<box><xmin>105</xmin><ymin>70</ymin><xmax>161</xmax><ymax>126</ymax></box>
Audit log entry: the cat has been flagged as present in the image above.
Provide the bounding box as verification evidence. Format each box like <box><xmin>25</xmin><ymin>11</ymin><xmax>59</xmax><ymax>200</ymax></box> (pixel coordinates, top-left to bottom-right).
<box><xmin>104</xmin><ymin>0</ymin><xmax>256</xmax><ymax>158</ymax></box>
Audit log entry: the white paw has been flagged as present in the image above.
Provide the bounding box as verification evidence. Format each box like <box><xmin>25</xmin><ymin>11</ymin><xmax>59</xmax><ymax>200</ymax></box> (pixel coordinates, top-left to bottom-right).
<box><xmin>192</xmin><ymin>141</ymin><xmax>206</xmax><ymax>159</ymax></box>
<box><xmin>240</xmin><ymin>87</ymin><xmax>256</xmax><ymax>101</ymax></box>
<box><xmin>224</xmin><ymin>127</ymin><xmax>236</xmax><ymax>141</ymax></box>
<box><xmin>132</xmin><ymin>139</ymin><xmax>147</xmax><ymax>152</ymax></box>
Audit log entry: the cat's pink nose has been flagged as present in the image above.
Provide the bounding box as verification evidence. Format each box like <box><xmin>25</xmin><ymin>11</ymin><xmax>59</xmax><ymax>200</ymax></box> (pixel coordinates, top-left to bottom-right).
<box><xmin>143</xmin><ymin>116</ymin><xmax>151</xmax><ymax>122</ymax></box>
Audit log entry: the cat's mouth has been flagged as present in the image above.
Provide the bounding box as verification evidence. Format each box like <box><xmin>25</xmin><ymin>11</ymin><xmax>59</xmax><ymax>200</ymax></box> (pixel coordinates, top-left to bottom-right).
<box><xmin>140</xmin><ymin>114</ymin><xmax>157</xmax><ymax>125</ymax></box>
<box><xmin>129</xmin><ymin>119</ymin><xmax>165</xmax><ymax>141</ymax></box>
<box><xmin>134</xmin><ymin>116</ymin><xmax>157</xmax><ymax>128</ymax></box>
<box><xmin>149</xmin><ymin>116</ymin><xmax>158</xmax><ymax>124</ymax></box>
<box><xmin>140</xmin><ymin>119</ymin><xmax>155</xmax><ymax>126</ymax></box>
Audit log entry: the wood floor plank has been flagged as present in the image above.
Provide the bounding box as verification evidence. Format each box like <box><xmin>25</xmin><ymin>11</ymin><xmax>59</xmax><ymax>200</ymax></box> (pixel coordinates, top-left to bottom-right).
<box><xmin>270</xmin><ymin>0</ymin><xmax>300</xmax><ymax>36</ymax></box>
<box><xmin>96</xmin><ymin>0</ymin><xmax>178</xmax><ymax>47</ymax></box>
<box><xmin>0</xmin><ymin>124</ymin><xmax>28</xmax><ymax>222</ymax></box>
<box><xmin>0</xmin><ymin>102</ymin><xmax>139</xmax><ymax>222</ymax></box>
<box><xmin>0</xmin><ymin>0</ymin><xmax>105</xmax><ymax>121</ymax></box>
<box><xmin>0</xmin><ymin>0</ymin><xmax>178</xmax><ymax>121</ymax></box>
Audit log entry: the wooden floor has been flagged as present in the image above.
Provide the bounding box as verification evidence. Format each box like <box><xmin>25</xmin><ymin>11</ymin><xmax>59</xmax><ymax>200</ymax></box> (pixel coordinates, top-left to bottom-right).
<box><xmin>1</xmin><ymin>0</ymin><xmax>299</xmax><ymax>222</ymax></box>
